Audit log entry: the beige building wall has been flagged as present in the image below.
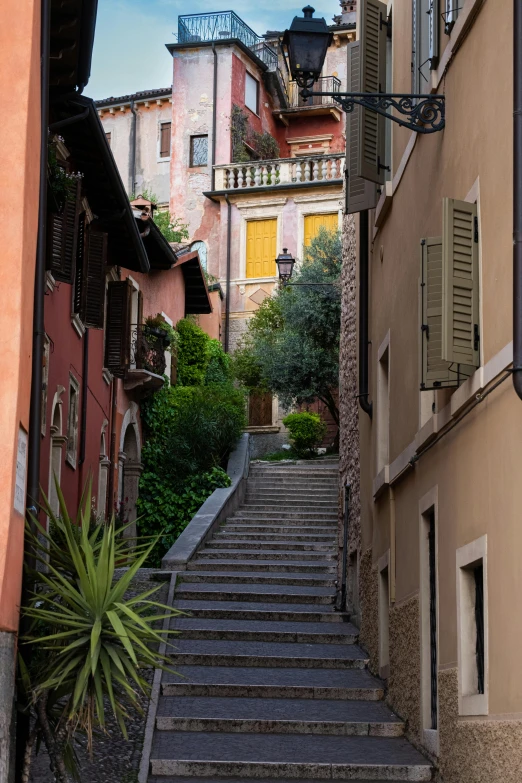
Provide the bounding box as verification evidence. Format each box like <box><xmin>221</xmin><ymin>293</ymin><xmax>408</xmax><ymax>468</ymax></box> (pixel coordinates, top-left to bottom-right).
<box><xmin>353</xmin><ymin>1</ymin><xmax>522</xmax><ymax>780</ymax></box>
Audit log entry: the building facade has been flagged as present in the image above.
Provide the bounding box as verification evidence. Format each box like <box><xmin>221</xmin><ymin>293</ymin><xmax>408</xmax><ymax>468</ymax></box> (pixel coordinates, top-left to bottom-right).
<box><xmin>341</xmin><ymin>1</ymin><xmax>522</xmax><ymax>780</ymax></box>
<box><xmin>98</xmin><ymin>2</ymin><xmax>354</xmax><ymax>440</ymax></box>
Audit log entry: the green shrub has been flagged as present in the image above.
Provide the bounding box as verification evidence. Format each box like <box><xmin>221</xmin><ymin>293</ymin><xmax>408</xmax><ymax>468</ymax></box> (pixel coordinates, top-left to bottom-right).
<box><xmin>137</xmin><ymin>467</ymin><xmax>231</xmax><ymax>567</ymax></box>
<box><xmin>176</xmin><ymin>318</ymin><xmax>210</xmax><ymax>386</ymax></box>
<box><xmin>282</xmin><ymin>411</ymin><xmax>327</xmax><ymax>456</ymax></box>
<box><xmin>205</xmin><ymin>338</ymin><xmax>232</xmax><ymax>385</ymax></box>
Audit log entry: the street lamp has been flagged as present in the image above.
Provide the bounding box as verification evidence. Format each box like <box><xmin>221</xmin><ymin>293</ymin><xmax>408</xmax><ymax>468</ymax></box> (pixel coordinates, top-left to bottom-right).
<box><xmin>276</xmin><ymin>248</ymin><xmax>295</xmax><ymax>285</ymax></box>
<box><xmin>282</xmin><ymin>5</ymin><xmax>332</xmax><ymax>93</ymax></box>
<box><xmin>282</xmin><ymin>6</ymin><xmax>445</xmax><ymax>134</ymax></box>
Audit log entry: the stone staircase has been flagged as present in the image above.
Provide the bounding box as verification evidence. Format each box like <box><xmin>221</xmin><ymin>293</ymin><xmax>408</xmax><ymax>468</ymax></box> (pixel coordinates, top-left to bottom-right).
<box><xmin>149</xmin><ymin>460</ymin><xmax>432</xmax><ymax>782</ymax></box>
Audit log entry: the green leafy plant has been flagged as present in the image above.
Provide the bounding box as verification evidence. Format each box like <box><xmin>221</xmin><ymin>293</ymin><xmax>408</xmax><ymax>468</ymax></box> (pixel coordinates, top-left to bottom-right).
<box><xmin>144</xmin><ymin>315</ymin><xmax>180</xmax><ymax>355</ymax></box>
<box><xmin>176</xmin><ymin>318</ymin><xmax>211</xmax><ymax>386</ymax></box>
<box><xmin>282</xmin><ymin>412</ymin><xmax>327</xmax><ymax>456</ymax></box>
<box><xmin>129</xmin><ymin>189</ymin><xmax>189</xmax><ymax>244</ymax></box>
<box><xmin>48</xmin><ymin>136</ymin><xmax>83</xmax><ymax>212</ymax></box>
<box><xmin>19</xmin><ymin>481</ymin><xmax>180</xmax><ymax>782</ymax></box>
<box><xmin>230</xmin><ymin>105</ymin><xmax>279</xmax><ymax>163</ymax></box>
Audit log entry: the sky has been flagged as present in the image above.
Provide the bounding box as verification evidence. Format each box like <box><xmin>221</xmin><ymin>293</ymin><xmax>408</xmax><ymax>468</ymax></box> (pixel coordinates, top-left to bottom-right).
<box><xmin>88</xmin><ymin>0</ymin><xmax>336</xmax><ymax>100</ymax></box>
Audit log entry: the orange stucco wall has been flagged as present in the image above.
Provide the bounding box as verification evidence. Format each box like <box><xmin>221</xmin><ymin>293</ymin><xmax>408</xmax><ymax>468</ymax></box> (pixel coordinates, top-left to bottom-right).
<box><xmin>0</xmin><ymin>0</ymin><xmax>41</xmax><ymax>633</ymax></box>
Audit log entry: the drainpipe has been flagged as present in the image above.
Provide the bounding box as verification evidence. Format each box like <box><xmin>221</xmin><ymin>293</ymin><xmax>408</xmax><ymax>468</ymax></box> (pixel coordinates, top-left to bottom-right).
<box><xmin>211</xmin><ymin>41</ymin><xmax>218</xmax><ymax>190</ymax></box>
<box><xmin>224</xmin><ymin>193</ymin><xmax>232</xmax><ymax>352</ymax></box>
<box><xmin>130</xmin><ymin>99</ymin><xmax>137</xmax><ymax>195</ymax></box>
<box><xmin>26</xmin><ymin>0</ymin><xmax>51</xmax><ymax>526</ymax></box>
<box><xmin>513</xmin><ymin>0</ymin><xmax>522</xmax><ymax>399</ymax></box>
<box><xmin>107</xmin><ymin>377</ymin><xmax>118</xmax><ymax>518</ymax></box>
<box><xmin>79</xmin><ymin>329</ymin><xmax>89</xmax><ymax>466</ymax></box>
<box><xmin>359</xmin><ymin>210</ymin><xmax>372</xmax><ymax>417</ymax></box>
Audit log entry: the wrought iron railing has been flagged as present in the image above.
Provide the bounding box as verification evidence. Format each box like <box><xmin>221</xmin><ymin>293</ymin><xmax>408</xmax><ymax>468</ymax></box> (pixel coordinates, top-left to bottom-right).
<box><xmin>178</xmin><ymin>12</ymin><xmax>279</xmax><ymax>71</ymax></box>
<box><xmin>130</xmin><ymin>325</ymin><xmax>167</xmax><ymax>376</ymax></box>
<box><xmin>288</xmin><ymin>76</ymin><xmax>341</xmax><ymax>108</ymax></box>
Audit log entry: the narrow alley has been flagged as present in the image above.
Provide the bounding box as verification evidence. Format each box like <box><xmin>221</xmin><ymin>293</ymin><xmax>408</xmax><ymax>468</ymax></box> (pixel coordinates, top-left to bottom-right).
<box><xmin>149</xmin><ymin>461</ymin><xmax>432</xmax><ymax>781</ymax></box>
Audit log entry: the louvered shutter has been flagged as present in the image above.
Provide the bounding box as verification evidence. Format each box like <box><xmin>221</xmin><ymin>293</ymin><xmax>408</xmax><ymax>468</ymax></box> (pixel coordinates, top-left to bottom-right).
<box><xmin>442</xmin><ymin>199</ymin><xmax>480</xmax><ymax>368</ymax></box>
<box><xmin>160</xmin><ymin>122</ymin><xmax>171</xmax><ymax>158</ymax></box>
<box><xmin>420</xmin><ymin>236</ymin><xmax>455</xmax><ymax>389</ymax></box>
<box><xmin>346</xmin><ymin>41</ymin><xmax>379</xmax><ymax>213</ymax></box>
<box><xmin>105</xmin><ymin>280</ymin><xmax>132</xmax><ymax>377</ymax></box>
<box><xmin>47</xmin><ymin>178</ymin><xmax>81</xmax><ymax>283</ymax></box>
<box><xmin>357</xmin><ymin>0</ymin><xmax>387</xmax><ymax>185</ymax></box>
<box><xmin>82</xmin><ymin>230</ymin><xmax>107</xmax><ymax>329</ymax></box>
<box><xmin>429</xmin><ymin>0</ymin><xmax>440</xmax><ymax>70</ymax></box>
<box><xmin>73</xmin><ymin>213</ymin><xmax>86</xmax><ymax>315</ymax></box>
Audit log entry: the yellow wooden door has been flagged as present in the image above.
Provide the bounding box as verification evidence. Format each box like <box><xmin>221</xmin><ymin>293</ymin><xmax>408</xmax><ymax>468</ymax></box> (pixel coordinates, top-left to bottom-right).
<box><xmin>304</xmin><ymin>213</ymin><xmax>339</xmax><ymax>248</ymax></box>
<box><xmin>246</xmin><ymin>219</ymin><xmax>277</xmax><ymax>278</ymax></box>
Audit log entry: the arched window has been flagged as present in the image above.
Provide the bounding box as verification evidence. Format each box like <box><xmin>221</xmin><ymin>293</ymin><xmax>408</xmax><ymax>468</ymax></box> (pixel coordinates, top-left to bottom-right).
<box><xmin>191</xmin><ymin>240</ymin><xmax>207</xmax><ymax>272</ymax></box>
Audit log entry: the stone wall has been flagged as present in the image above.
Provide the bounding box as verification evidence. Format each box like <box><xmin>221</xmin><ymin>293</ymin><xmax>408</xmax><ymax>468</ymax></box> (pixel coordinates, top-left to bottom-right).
<box><xmin>358</xmin><ymin>547</ymin><xmax>379</xmax><ymax>674</ymax></box>
<box><xmin>438</xmin><ymin>669</ymin><xmax>522</xmax><ymax>783</ymax></box>
<box><xmin>388</xmin><ymin>594</ymin><xmax>421</xmax><ymax>742</ymax></box>
<box><xmin>337</xmin><ymin>213</ymin><xmax>361</xmax><ymax>609</ymax></box>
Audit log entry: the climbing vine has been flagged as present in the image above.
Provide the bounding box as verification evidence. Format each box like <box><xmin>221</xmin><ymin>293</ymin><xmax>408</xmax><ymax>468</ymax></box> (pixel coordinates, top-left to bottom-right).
<box><xmin>230</xmin><ymin>104</ymin><xmax>280</xmax><ymax>163</ymax></box>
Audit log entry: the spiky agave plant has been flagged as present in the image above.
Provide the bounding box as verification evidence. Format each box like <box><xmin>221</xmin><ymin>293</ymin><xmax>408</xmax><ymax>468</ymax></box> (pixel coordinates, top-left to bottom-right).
<box><xmin>20</xmin><ymin>479</ymin><xmax>181</xmax><ymax>782</ymax></box>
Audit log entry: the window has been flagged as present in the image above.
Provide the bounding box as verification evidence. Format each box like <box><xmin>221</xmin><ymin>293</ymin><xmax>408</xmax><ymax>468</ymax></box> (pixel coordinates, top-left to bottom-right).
<box><xmin>457</xmin><ymin>536</ymin><xmax>488</xmax><ymax>716</ymax></box>
<box><xmin>378</xmin><ymin>555</ymin><xmax>390</xmax><ymax>679</ymax></box>
<box><xmin>190</xmin><ymin>135</ymin><xmax>208</xmax><ymax>167</ymax></box>
<box><xmin>73</xmin><ymin>220</ymin><xmax>108</xmax><ymax>329</ymax></box>
<box><xmin>419</xmin><ymin>199</ymin><xmax>480</xmax><ymax>391</ymax></box>
<box><xmin>105</xmin><ymin>279</ymin><xmax>133</xmax><ymax>377</ymax></box>
<box><xmin>246</xmin><ymin>218</ymin><xmax>277</xmax><ymax>278</ymax></box>
<box><xmin>445</xmin><ymin>0</ymin><xmax>459</xmax><ymax>34</ymax></box>
<box><xmin>160</xmin><ymin>122</ymin><xmax>171</xmax><ymax>158</ymax></box>
<box><xmin>105</xmin><ymin>131</ymin><xmax>112</xmax><ymax>147</ymax></box>
<box><xmin>412</xmin><ymin>0</ymin><xmax>437</xmax><ymax>94</ymax></box>
<box><xmin>66</xmin><ymin>375</ymin><xmax>80</xmax><ymax>468</ymax></box>
<box><xmin>303</xmin><ymin>213</ymin><xmax>338</xmax><ymax>249</ymax></box>
<box><xmin>245</xmin><ymin>72</ymin><xmax>259</xmax><ymax>114</ymax></box>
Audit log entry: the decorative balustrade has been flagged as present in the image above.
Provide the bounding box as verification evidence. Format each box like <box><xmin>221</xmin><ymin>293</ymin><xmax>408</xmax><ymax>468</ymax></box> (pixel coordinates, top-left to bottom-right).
<box><xmin>214</xmin><ymin>154</ymin><xmax>345</xmax><ymax>191</ymax></box>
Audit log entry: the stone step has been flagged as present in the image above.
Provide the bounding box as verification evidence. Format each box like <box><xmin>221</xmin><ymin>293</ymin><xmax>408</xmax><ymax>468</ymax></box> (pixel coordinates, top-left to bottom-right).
<box><xmin>232</xmin><ymin>510</ymin><xmax>338</xmax><ymax>520</ymax></box>
<box><xmin>222</xmin><ymin>523</ymin><xmax>338</xmax><ymax>534</ymax></box>
<box><xmin>175</xmin><ymin>583</ymin><xmax>336</xmax><ymax>604</ymax></box>
<box><xmin>179</xmin><ymin>572</ymin><xmax>337</xmax><ymax>587</ymax></box>
<box><xmin>197</xmin><ymin>549</ymin><xmax>336</xmax><ymax>561</ymax></box>
<box><xmin>240</xmin><ymin>505</ymin><xmax>337</xmax><ymax>515</ymax></box>
<box><xmin>187</xmin><ymin>560</ymin><xmax>337</xmax><ymax>574</ymax></box>
<box><xmin>245</xmin><ymin>496</ymin><xmax>337</xmax><ymax>505</ymax></box>
<box><xmin>249</xmin><ymin>470</ymin><xmax>339</xmax><ymax>478</ymax></box>
<box><xmin>213</xmin><ymin>531</ymin><xmax>337</xmax><ymax>542</ymax></box>
<box><xmin>156</xmin><ymin>696</ymin><xmax>404</xmax><ymax>737</ymax></box>
<box><xmin>150</xmin><ymin>777</ymin><xmax>427</xmax><ymax>783</ymax></box>
<box><xmin>206</xmin><ymin>540</ymin><xmax>336</xmax><ymax>552</ymax></box>
<box><xmin>167</xmin><ymin>640</ymin><xmax>367</xmax><ymax>669</ymax></box>
<box><xmin>229</xmin><ymin>516</ymin><xmax>337</xmax><ymax>526</ymax></box>
<box><xmin>150</xmin><ymin>732</ymin><xmax>432</xmax><ymax>780</ymax></box>
<box><xmin>170</xmin><ymin>618</ymin><xmax>358</xmax><ymax>645</ymax></box>
<box><xmin>162</xmin><ymin>666</ymin><xmax>383</xmax><ymax>700</ymax></box>
<box><xmin>173</xmin><ymin>599</ymin><xmax>347</xmax><ymax>622</ymax></box>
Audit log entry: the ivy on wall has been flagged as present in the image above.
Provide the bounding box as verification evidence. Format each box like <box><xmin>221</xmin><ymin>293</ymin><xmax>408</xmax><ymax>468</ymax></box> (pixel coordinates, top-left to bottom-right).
<box><xmin>231</xmin><ymin>104</ymin><xmax>280</xmax><ymax>163</ymax></box>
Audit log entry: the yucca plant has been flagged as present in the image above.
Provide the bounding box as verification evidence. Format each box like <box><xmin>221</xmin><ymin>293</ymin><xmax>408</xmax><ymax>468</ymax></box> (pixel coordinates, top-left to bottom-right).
<box><xmin>20</xmin><ymin>480</ymin><xmax>181</xmax><ymax>782</ymax></box>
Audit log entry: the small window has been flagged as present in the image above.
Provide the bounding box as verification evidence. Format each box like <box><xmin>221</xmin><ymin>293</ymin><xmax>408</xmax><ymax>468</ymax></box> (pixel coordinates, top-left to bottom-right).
<box><xmin>190</xmin><ymin>135</ymin><xmax>208</xmax><ymax>167</ymax></box>
<box><xmin>376</xmin><ymin>338</ymin><xmax>390</xmax><ymax>473</ymax></box>
<box><xmin>412</xmin><ymin>0</ymin><xmax>432</xmax><ymax>94</ymax></box>
<box><xmin>457</xmin><ymin>536</ymin><xmax>488</xmax><ymax>716</ymax></box>
<box><xmin>445</xmin><ymin>0</ymin><xmax>459</xmax><ymax>34</ymax></box>
<box><xmin>160</xmin><ymin>122</ymin><xmax>171</xmax><ymax>158</ymax></box>
<box><xmin>105</xmin><ymin>131</ymin><xmax>112</xmax><ymax>147</ymax></box>
<box><xmin>66</xmin><ymin>375</ymin><xmax>80</xmax><ymax>468</ymax></box>
<box><xmin>245</xmin><ymin>72</ymin><xmax>259</xmax><ymax>114</ymax></box>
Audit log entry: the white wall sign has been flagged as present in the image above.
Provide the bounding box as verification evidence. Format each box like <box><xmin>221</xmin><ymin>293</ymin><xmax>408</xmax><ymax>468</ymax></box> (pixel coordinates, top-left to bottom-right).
<box><xmin>14</xmin><ymin>427</ymin><xmax>28</xmax><ymax>515</ymax></box>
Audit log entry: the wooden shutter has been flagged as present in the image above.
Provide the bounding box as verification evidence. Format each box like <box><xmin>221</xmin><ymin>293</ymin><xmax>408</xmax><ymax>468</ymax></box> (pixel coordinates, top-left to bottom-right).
<box><xmin>73</xmin><ymin>213</ymin><xmax>86</xmax><ymax>315</ymax></box>
<box><xmin>105</xmin><ymin>280</ymin><xmax>132</xmax><ymax>377</ymax></box>
<box><xmin>246</xmin><ymin>219</ymin><xmax>277</xmax><ymax>278</ymax></box>
<box><xmin>248</xmin><ymin>391</ymin><xmax>273</xmax><ymax>426</ymax></box>
<box><xmin>160</xmin><ymin>122</ymin><xmax>171</xmax><ymax>158</ymax></box>
<box><xmin>357</xmin><ymin>0</ymin><xmax>387</xmax><ymax>185</ymax></box>
<box><xmin>81</xmin><ymin>230</ymin><xmax>107</xmax><ymax>329</ymax></box>
<box><xmin>346</xmin><ymin>41</ymin><xmax>379</xmax><ymax>214</ymax></box>
<box><xmin>420</xmin><ymin>236</ymin><xmax>455</xmax><ymax>389</ymax></box>
<box><xmin>304</xmin><ymin>214</ymin><xmax>338</xmax><ymax>248</ymax></box>
<box><xmin>442</xmin><ymin>199</ymin><xmax>480</xmax><ymax>368</ymax></box>
<box><xmin>47</xmin><ymin>178</ymin><xmax>81</xmax><ymax>283</ymax></box>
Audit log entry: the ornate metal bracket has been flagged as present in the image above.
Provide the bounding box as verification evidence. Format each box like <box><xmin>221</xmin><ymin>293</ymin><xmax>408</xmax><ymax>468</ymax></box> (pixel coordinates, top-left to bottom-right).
<box><xmin>300</xmin><ymin>89</ymin><xmax>445</xmax><ymax>134</ymax></box>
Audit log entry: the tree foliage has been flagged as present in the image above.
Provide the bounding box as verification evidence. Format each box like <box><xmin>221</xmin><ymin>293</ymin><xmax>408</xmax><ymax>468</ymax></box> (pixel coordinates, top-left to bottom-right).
<box><xmin>283</xmin><ymin>411</ymin><xmax>327</xmax><ymax>456</ymax></box>
<box><xmin>129</xmin><ymin>188</ymin><xmax>189</xmax><ymax>243</ymax></box>
<box><xmin>233</xmin><ymin>227</ymin><xmax>342</xmax><ymax>422</ymax></box>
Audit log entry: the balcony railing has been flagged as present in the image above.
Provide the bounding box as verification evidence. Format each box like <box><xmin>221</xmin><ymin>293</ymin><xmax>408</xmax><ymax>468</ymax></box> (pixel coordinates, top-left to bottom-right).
<box><xmin>214</xmin><ymin>153</ymin><xmax>345</xmax><ymax>191</ymax></box>
<box><xmin>130</xmin><ymin>326</ymin><xmax>167</xmax><ymax>376</ymax></box>
<box><xmin>178</xmin><ymin>11</ymin><xmax>278</xmax><ymax>71</ymax></box>
<box><xmin>288</xmin><ymin>76</ymin><xmax>341</xmax><ymax>108</ymax></box>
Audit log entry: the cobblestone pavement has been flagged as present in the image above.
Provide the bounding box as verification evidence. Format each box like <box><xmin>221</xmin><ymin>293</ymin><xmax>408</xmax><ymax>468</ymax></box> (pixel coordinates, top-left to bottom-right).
<box><xmin>29</xmin><ymin>576</ymin><xmax>168</xmax><ymax>783</ymax></box>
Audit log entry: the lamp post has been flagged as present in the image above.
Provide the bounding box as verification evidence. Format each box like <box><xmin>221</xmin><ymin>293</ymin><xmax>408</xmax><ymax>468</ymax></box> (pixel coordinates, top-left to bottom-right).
<box><xmin>276</xmin><ymin>248</ymin><xmax>337</xmax><ymax>287</ymax></box>
<box><xmin>282</xmin><ymin>6</ymin><xmax>445</xmax><ymax>134</ymax></box>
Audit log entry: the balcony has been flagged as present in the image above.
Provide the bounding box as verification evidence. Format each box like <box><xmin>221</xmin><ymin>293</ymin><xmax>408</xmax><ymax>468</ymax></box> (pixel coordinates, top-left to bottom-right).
<box><xmin>288</xmin><ymin>76</ymin><xmax>341</xmax><ymax>108</ymax></box>
<box><xmin>213</xmin><ymin>153</ymin><xmax>345</xmax><ymax>192</ymax></box>
<box><xmin>123</xmin><ymin>325</ymin><xmax>167</xmax><ymax>395</ymax></box>
<box><xmin>178</xmin><ymin>12</ymin><xmax>278</xmax><ymax>71</ymax></box>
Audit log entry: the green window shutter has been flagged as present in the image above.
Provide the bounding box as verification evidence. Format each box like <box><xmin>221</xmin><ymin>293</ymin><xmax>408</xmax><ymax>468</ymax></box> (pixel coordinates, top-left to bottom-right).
<box><xmin>357</xmin><ymin>0</ymin><xmax>387</xmax><ymax>185</ymax></box>
<box><xmin>346</xmin><ymin>41</ymin><xmax>378</xmax><ymax>214</ymax></box>
<box><xmin>420</xmin><ymin>236</ymin><xmax>455</xmax><ymax>389</ymax></box>
<box><xmin>82</xmin><ymin>230</ymin><xmax>107</xmax><ymax>329</ymax></box>
<box><xmin>105</xmin><ymin>279</ymin><xmax>132</xmax><ymax>376</ymax></box>
<box><xmin>442</xmin><ymin>198</ymin><xmax>480</xmax><ymax>368</ymax></box>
